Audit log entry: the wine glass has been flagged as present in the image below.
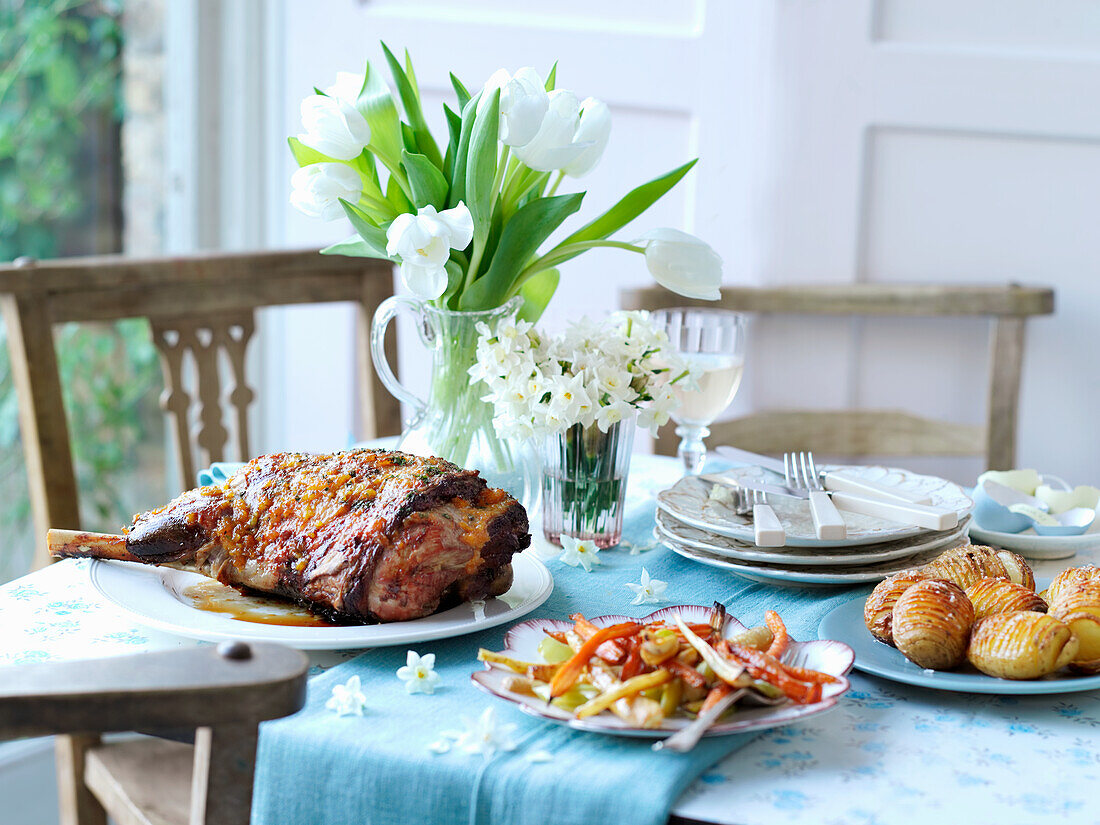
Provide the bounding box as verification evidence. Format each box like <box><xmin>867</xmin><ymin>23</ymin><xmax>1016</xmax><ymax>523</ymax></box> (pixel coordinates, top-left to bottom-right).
<box><xmin>652</xmin><ymin>308</ymin><xmax>746</xmax><ymax>475</ymax></box>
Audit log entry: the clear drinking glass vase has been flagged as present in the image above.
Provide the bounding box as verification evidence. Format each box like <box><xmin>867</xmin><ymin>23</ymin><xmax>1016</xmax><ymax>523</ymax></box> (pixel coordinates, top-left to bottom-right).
<box><xmin>370</xmin><ymin>295</ymin><xmax>538</xmax><ymax>509</ymax></box>
<box><xmin>540</xmin><ymin>418</ymin><xmax>636</xmax><ymax>548</ymax></box>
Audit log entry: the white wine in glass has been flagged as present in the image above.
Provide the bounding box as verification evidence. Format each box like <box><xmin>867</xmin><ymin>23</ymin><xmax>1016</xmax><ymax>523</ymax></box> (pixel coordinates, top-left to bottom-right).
<box><xmin>653</xmin><ymin>309</ymin><xmax>746</xmax><ymax>474</ymax></box>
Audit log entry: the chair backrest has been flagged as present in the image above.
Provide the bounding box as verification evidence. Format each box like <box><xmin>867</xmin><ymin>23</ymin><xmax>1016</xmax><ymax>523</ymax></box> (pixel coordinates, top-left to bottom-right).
<box><xmin>621</xmin><ymin>283</ymin><xmax>1054</xmax><ymax>469</ymax></box>
<box><xmin>0</xmin><ymin>250</ymin><xmax>400</xmax><ymax>569</ymax></box>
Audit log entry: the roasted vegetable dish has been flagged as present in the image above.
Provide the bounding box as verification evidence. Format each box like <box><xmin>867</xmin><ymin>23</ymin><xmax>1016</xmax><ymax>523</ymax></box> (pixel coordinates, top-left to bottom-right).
<box><xmin>478</xmin><ymin>604</ymin><xmax>840</xmax><ymax>729</ymax></box>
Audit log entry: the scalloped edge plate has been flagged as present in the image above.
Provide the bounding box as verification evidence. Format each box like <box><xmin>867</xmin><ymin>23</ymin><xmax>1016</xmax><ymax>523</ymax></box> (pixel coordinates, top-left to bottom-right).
<box><xmin>819</xmin><ymin>583</ymin><xmax>1100</xmax><ymax>694</ymax></box>
<box><xmin>657</xmin><ymin>465</ymin><xmax>973</xmax><ymax>548</ymax></box>
<box><xmin>89</xmin><ymin>551</ymin><xmax>553</xmax><ymax>650</ymax></box>
<box><xmin>472</xmin><ymin>605</ymin><xmax>853</xmax><ymax>739</ymax></box>
<box><xmin>655</xmin><ymin>508</ymin><xmax>972</xmax><ymax>566</ymax></box>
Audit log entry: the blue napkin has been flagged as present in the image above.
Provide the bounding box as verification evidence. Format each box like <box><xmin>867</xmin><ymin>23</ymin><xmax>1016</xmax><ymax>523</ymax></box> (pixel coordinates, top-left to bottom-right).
<box><xmin>250</xmin><ymin>484</ymin><xmax>864</xmax><ymax>825</ymax></box>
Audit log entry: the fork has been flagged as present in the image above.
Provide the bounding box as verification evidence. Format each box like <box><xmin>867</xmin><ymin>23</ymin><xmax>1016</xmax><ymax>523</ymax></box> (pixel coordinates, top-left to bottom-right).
<box><xmin>785</xmin><ymin>451</ymin><xmax>847</xmax><ymax>541</ymax></box>
<box><xmin>742</xmin><ymin>486</ymin><xmax>785</xmax><ymax>547</ymax></box>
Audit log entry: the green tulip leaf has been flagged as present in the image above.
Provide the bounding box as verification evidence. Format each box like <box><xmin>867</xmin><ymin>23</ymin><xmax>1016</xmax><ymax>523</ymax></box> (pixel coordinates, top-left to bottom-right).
<box><xmin>381</xmin><ymin>42</ymin><xmax>443</xmax><ymax>168</ymax></box>
<box><xmin>321</xmin><ymin>234</ymin><xmax>394</xmax><ymax>261</ymax></box>
<box><xmin>442</xmin><ymin>103</ymin><xmax>462</xmax><ymax>179</ymax></box>
<box><xmin>287</xmin><ymin>136</ymin><xmax>335</xmax><ymax>167</ymax></box>
<box><xmin>460</xmin><ymin>192</ymin><xmax>584</xmax><ymax>310</ymax></box>
<box><xmin>545</xmin><ymin>61</ymin><xmax>558</xmax><ymax>92</ymax></box>
<box><xmin>554</xmin><ymin>159</ymin><xmax>697</xmax><ymax>259</ymax></box>
<box><xmin>337</xmin><ymin>202</ymin><xmax>395</xmax><ymax>260</ymax></box>
<box><xmin>401</xmin><ymin>150</ymin><xmax>449</xmax><ymax>209</ymax></box>
<box><xmin>386</xmin><ymin>175</ymin><xmax>415</xmax><ymax>214</ymax></box>
<box><xmin>450</xmin><ymin>72</ymin><xmax>471</xmax><ymax>110</ymax></box>
<box><xmin>465</xmin><ymin>88</ymin><xmax>500</xmax><ymax>240</ymax></box>
<box><xmin>442</xmin><ymin>258</ymin><xmax>465</xmax><ymax>305</ymax></box>
<box><xmin>357</xmin><ymin>61</ymin><xmax>404</xmax><ymax>170</ymax></box>
<box><xmin>447</xmin><ymin>92</ymin><xmax>481</xmax><ymax>209</ymax></box>
<box><xmin>517</xmin><ymin>267</ymin><xmax>560</xmax><ymax>323</ymax></box>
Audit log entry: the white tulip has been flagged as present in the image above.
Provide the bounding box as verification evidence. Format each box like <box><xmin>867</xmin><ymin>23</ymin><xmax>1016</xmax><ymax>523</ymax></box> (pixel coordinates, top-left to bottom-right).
<box><xmin>324</xmin><ymin>71</ymin><xmax>364</xmax><ymax>105</ymax></box>
<box><xmin>479</xmin><ymin>67</ymin><xmax>549</xmax><ymax>147</ymax></box>
<box><xmin>289</xmin><ymin>163</ymin><xmax>363</xmax><ymax>222</ymax></box>
<box><xmin>512</xmin><ymin>89</ymin><xmax>593</xmax><ymax>172</ymax></box>
<box><xmin>385</xmin><ymin>203</ymin><xmax>475</xmax><ymax>300</ymax></box>
<box><xmin>561</xmin><ymin>98</ymin><xmax>611</xmax><ymax>178</ymax></box>
<box><xmin>298</xmin><ymin>94</ymin><xmax>371</xmax><ymax>161</ymax></box>
<box><xmin>637</xmin><ymin>229</ymin><xmax>722</xmax><ymax>300</ymax></box>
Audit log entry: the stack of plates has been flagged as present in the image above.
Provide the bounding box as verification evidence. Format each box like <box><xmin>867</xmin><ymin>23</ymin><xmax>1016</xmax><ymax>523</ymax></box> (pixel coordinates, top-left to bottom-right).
<box><xmin>655</xmin><ymin>465</ymin><xmax>974</xmax><ymax>586</ymax></box>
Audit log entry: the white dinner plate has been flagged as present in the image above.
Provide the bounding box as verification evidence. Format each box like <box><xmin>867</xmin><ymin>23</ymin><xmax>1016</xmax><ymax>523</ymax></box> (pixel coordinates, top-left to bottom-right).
<box><xmin>657</xmin><ymin>465</ymin><xmax>973</xmax><ymax>548</ymax></box>
<box><xmin>819</xmin><ymin>584</ymin><xmax>1100</xmax><ymax>694</ymax></box>
<box><xmin>88</xmin><ymin>552</ymin><xmax>553</xmax><ymax>650</ymax></box>
<box><xmin>472</xmin><ymin>605</ymin><xmax>854</xmax><ymax>738</ymax></box>
<box><xmin>968</xmin><ymin>521</ymin><xmax>1100</xmax><ymax>561</ymax></box>
<box><xmin>657</xmin><ymin>526</ymin><xmax>970</xmax><ymax>586</ymax></box>
<box><xmin>655</xmin><ymin>508</ymin><xmax>971</xmax><ymax>567</ymax></box>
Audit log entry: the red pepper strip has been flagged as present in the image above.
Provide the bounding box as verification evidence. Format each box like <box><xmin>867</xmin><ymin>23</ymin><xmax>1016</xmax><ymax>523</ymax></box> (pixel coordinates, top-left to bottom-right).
<box><xmin>571</xmin><ymin>614</ymin><xmax>628</xmax><ymax>664</ymax></box>
<box><xmin>619</xmin><ymin>642</ymin><xmax>645</xmax><ymax>681</ymax></box>
<box><xmin>764</xmin><ymin>610</ymin><xmax>790</xmax><ymax>658</ymax></box>
<box><xmin>721</xmin><ymin>640</ymin><xmax>822</xmax><ymax>705</ymax></box>
<box><xmin>780</xmin><ymin>662</ymin><xmax>840</xmax><ymax>685</ymax></box>
<box><xmin>544</xmin><ymin>630</ymin><xmax>568</xmax><ymax>644</ymax></box>
<box><xmin>549</xmin><ymin>622</ymin><xmax>642</xmax><ymax>698</ymax></box>
<box><xmin>700</xmin><ymin>682</ymin><xmax>735</xmax><ymax>714</ymax></box>
<box><xmin>662</xmin><ymin>658</ymin><xmax>708</xmax><ymax>690</ymax></box>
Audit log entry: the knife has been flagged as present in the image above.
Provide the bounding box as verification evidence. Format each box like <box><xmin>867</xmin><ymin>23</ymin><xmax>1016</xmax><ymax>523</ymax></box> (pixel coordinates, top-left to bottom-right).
<box><xmin>706</xmin><ymin>475</ymin><xmax>958</xmax><ymax>532</ymax></box>
<box><xmin>715</xmin><ymin>446</ymin><xmax>934</xmax><ymax>505</ymax></box>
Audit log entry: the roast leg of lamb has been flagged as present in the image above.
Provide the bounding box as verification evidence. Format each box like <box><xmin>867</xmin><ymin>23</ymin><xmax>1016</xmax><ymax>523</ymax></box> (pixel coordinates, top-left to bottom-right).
<box><xmin>49</xmin><ymin>450</ymin><xmax>531</xmax><ymax>623</ymax></box>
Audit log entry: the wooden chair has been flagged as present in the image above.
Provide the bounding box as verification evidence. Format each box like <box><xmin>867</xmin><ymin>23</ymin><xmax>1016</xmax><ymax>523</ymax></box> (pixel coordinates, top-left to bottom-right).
<box><xmin>622</xmin><ymin>283</ymin><xmax>1055</xmax><ymax>470</ymax></box>
<box><xmin>0</xmin><ymin>642</ymin><xmax>308</xmax><ymax>825</ymax></box>
<box><xmin>0</xmin><ymin>249</ymin><xmax>400</xmax><ymax>571</ymax></box>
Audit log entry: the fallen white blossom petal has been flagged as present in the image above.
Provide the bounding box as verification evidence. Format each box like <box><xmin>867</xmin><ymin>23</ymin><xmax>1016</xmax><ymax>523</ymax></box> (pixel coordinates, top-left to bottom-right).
<box><xmin>558</xmin><ymin>535</ymin><xmax>601</xmax><ymax>572</ymax></box>
<box><xmin>427</xmin><ymin>739</ymin><xmax>451</xmax><ymax>755</ymax></box>
<box><xmin>526</xmin><ymin>749</ymin><xmax>554</xmax><ymax>763</ymax></box>
<box><xmin>627</xmin><ymin>538</ymin><xmax>658</xmax><ymax>556</ymax></box>
<box><xmin>396</xmin><ymin>650</ymin><xmax>442</xmax><ymax>695</ymax></box>
<box><xmin>449</xmin><ymin>707</ymin><xmax>518</xmax><ymax>760</ymax></box>
<box><xmin>325</xmin><ymin>675</ymin><xmax>368</xmax><ymax>717</ymax></box>
<box><xmin>625</xmin><ymin>567</ymin><xmax>668</xmax><ymax>606</ymax></box>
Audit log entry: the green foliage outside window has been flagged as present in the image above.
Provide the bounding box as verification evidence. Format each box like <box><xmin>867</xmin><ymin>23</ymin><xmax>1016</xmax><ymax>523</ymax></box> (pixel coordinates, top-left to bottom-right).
<box><xmin>0</xmin><ymin>0</ymin><xmax>162</xmax><ymax>581</ymax></box>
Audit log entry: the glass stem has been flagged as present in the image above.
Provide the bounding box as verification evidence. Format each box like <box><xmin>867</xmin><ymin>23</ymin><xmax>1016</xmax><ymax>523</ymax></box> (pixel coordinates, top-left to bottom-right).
<box><xmin>675</xmin><ymin>423</ymin><xmax>711</xmax><ymax>475</ymax></box>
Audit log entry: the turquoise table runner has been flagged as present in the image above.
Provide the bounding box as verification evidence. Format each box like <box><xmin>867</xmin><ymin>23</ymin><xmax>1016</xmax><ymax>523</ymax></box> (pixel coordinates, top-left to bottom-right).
<box><xmin>250</xmin><ymin>457</ymin><xmax>866</xmax><ymax>825</ymax></box>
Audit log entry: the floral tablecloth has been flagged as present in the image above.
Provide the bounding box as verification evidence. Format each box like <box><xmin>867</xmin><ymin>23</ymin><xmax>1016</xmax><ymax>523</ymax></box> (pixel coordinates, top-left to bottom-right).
<box><xmin>3</xmin><ymin>454</ymin><xmax>1099</xmax><ymax>825</ymax></box>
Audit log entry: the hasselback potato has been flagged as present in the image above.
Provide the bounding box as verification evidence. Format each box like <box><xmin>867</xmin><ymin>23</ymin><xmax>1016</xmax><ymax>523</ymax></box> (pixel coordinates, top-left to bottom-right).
<box><xmin>967</xmin><ymin>611</ymin><xmax>1079</xmax><ymax>679</ymax></box>
<box><xmin>1046</xmin><ymin>569</ymin><xmax>1100</xmax><ymax>674</ymax></box>
<box><xmin>923</xmin><ymin>545</ymin><xmax>1034</xmax><ymax>591</ymax></box>
<box><xmin>864</xmin><ymin>569</ymin><xmax>931</xmax><ymax>645</ymax></box>
<box><xmin>964</xmin><ymin>577</ymin><xmax>1047</xmax><ymax>622</ymax></box>
<box><xmin>892</xmin><ymin>580</ymin><xmax>974</xmax><ymax>670</ymax></box>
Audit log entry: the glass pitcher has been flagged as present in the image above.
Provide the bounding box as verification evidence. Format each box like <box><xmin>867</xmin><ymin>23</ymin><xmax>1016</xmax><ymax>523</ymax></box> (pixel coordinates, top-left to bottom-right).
<box><xmin>370</xmin><ymin>295</ymin><xmax>538</xmax><ymax>509</ymax></box>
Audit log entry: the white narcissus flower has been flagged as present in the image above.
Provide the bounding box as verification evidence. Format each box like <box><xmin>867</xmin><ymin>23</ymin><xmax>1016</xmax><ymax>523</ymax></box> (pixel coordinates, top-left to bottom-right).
<box><xmin>558</xmin><ymin>535</ymin><xmax>601</xmax><ymax>572</ymax></box>
<box><xmin>625</xmin><ymin>567</ymin><xmax>668</xmax><ymax>605</ymax></box>
<box><xmin>298</xmin><ymin>94</ymin><xmax>372</xmax><ymax>161</ymax></box>
<box><xmin>480</xmin><ymin>67</ymin><xmax>550</xmax><ymax>147</ymax></box>
<box><xmin>512</xmin><ymin>90</ymin><xmax>593</xmax><ymax>172</ymax></box>
<box><xmin>326</xmin><ymin>675</ymin><xmax>368</xmax><ymax>717</ymax></box>
<box><xmin>637</xmin><ymin>229</ymin><xmax>722</xmax><ymax>300</ymax></box>
<box><xmin>396</xmin><ymin>650</ymin><xmax>442</xmax><ymax>695</ymax></box>
<box><xmin>386</xmin><ymin>203</ymin><xmax>474</xmax><ymax>299</ymax></box>
<box><xmin>290</xmin><ymin>163</ymin><xmax>363</xmax><ymax>221</ymax></box>
<box><xmin>561</xmin><ymin>97</ymin><xmax>611</xmax><ymax>178</ymax></box>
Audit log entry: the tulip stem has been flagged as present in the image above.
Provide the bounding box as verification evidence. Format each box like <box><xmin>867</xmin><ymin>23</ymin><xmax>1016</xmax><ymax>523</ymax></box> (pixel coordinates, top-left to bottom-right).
<box><xmin>546</xmin><ymin>171</ymin><xmax>564</xmax><ymax>197</ymax></box>
<box><xmin>511</xmin><ymin>240</ymin><xmax>645</xmax><ymax>295</ymax></box>
<box><xmin>491</xmin><ymin>145</ymin><xmax>510</xmax><ymax>202</ymax></box>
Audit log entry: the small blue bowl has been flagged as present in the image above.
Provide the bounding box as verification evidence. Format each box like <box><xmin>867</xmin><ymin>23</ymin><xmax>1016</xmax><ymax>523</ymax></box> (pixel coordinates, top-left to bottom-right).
<box><xmin>972</xmin><ymin>480</ymin><xmax>1045</xmax><ymax>533</ymax></box>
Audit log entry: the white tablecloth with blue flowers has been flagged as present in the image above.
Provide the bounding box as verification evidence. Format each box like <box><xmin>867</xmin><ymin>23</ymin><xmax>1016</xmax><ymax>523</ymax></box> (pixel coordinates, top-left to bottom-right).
<box><xmin>3</xmin><ymin>455</ymin><xmax>1099</xmax><ymax>825</ymax></box>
